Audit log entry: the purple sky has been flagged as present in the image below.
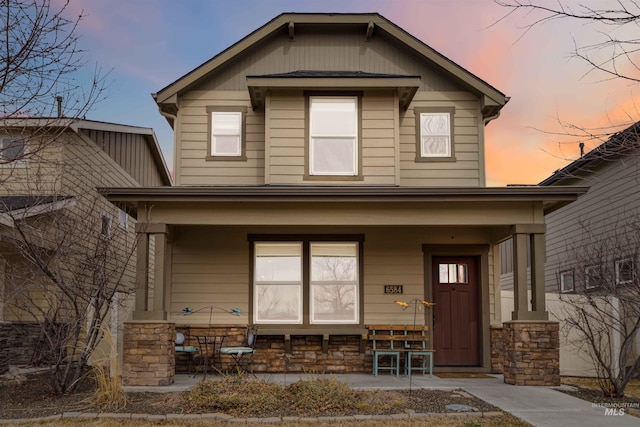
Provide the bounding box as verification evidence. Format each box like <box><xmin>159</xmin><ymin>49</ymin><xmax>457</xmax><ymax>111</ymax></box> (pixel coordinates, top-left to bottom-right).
<box><xmin>64</xmin><ymin>0</ymin><xmax>638</xmax><ymax>185</ymax></box>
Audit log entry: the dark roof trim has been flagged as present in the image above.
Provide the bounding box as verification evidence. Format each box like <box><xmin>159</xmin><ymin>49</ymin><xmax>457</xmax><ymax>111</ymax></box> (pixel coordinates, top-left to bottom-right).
<box><xmin>100</xmin><ymin>185</ymin><xmax>587</xmax><ymax>217</ymax></box>
<box><xmin>247</xmin><ymin>71</ymin><xmax>421</xmax><ymax>110</ymax></box>
<box><xmin>154</xmin><ymin>13</ymin><xmax>507</xmax><ymax>114</ymax></box>
<box><xmin>540</xmin><ymin>121</ymin><xmax>640</xmax><ymax>186</ymax></box>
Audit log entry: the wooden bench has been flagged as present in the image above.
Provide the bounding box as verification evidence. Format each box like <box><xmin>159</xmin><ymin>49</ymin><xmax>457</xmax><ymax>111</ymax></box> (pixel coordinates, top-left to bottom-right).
<box><xmin>367</xmin><ymin>325</ymin><xmax>434</xmax><ymax>377</ymax></box>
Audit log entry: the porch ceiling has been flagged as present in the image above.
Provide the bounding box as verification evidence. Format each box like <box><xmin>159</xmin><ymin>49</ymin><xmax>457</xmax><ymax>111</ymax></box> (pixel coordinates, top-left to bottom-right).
<box><xmin>100</xmin><ymin>186</ymin><xmax>588</xmax><ymax>223</ymax></box>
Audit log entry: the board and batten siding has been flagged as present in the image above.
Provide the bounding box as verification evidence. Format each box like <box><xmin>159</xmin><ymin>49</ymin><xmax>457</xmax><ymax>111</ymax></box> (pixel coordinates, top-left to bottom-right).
<box><xmin>177</xmin><ymin>91</ymin><xmax>265</xmax><ymax>186</ymax></box>
<box><xmin>198</xmin><ymin>27</ymin><xmax>460</xmax><ymax>93</ymax></box>
<box><xmin>81</xmin><ymin>129</ymin><xmax>166</xmax><ymax>187</ymax></box>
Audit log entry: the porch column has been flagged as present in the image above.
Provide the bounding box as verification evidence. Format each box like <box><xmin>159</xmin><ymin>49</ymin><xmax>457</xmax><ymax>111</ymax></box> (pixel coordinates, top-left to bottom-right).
<box><xmin>133</xmin><ymin>223</ymin><xmax>170</xmax><ymax>320</ymax></box>
<box><xmin>503</xmin><ymin>224</ymin><xmax>559</xmax><ymax>386</ymax></box>
<box><xmin>510</xmin><ymin>224</ymin><xmax>547</xmax><ymax>321</ymax></box>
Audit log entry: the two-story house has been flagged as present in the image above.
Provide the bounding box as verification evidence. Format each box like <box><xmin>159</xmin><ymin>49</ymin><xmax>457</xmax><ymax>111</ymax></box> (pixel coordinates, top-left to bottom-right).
<box><xmin>0</xmin><ymin>119</ymin><xmax>171</xmax><ymax>374</ymax></box>
<box><xmin>103</xmin><ymin>13</ymin><xmax>587</xmax><ymax>387</ymax></box>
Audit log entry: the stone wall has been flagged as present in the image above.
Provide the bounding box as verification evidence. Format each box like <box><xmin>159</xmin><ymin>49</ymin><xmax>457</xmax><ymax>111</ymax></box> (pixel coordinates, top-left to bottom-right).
<box><xmin>503</xmin><ymin>321</ymin><xmax>560</xmax><ymax>386</ymax></box>
<box><xmin>122</xmin><ymin>322</ymin><xmax>175</xmax><ymax>386</ymax></box>
<box><xmin>490</xmin><ymin>324</ymin><xmax>506</xmax><ymax>374</ymax></box>
<box><xmin>174</xmin><ymin>325</ymin><xmax>369</xmax><ymax>374</ymax></box>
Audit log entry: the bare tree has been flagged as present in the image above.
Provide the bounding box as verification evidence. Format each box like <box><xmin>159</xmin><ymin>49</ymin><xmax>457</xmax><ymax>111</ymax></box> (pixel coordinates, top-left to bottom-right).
<box><xmin>0</xmin><ymin>0</ymin><xmax>107</xmax><ymax>171</ymax></box>
<box><xmin>1</xmin><ymin>191</ymin><xmax>142</xmax><ymax>393</ymax></box>
<box><xmin>495</xmin><ymin>0</ymin><xmax>640</xmax><ymax>84</ymax></box>
<box><xmin>494</xmin><ymin>1</ymin><xmax>640</xmax><ymax>164</ymax></box>
<box><xmin>552</xmin><ymin>214</ymin><xmax>640</xmax><ymax>397</ymax></box>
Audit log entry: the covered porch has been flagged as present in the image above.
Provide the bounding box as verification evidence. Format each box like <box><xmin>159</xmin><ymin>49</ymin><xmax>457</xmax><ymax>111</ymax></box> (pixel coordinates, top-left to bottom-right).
<box><xmin>102</xmin><ymin>186</ymin><xmax>586</xmax><ymax>386</ymax></box>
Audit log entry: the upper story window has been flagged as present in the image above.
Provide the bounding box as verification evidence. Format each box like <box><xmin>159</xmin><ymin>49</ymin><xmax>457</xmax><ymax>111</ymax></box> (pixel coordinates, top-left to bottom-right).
<box><xmin>308</xmin><ymin>96</ymin><xmax>358</xmax><ymax>177</ymax></box>
<box><xmin>207</xmin><ymin>107</ymin><xmax>247</xmax><ymax>160</ymax></box>
<box><xmin>414</xmin><ymin>107</ymin><xmax>455</xmax><ymax>161</ymax></box>
<box><xmin>0</xmin><ymin>137</ymin><xmax>26</xmax><ymax>163</ymax></box>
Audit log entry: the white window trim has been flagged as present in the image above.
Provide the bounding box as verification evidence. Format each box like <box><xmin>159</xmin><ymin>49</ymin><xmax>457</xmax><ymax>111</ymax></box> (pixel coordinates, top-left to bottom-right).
<box><xmin>309</xmin><ymin>96</ymin><xmax>358</xmax><ymax>176</ymax></box>
<box><xmin>560</xmin><ymin>270</ymin><xmax>574</xmax><ymax>293</ymax></box>
<box><xmin>615</xmin><ymin>258</ymin><xmax>634</xmax><ymax>285</ymax></box>
<box><xmin>118</xmin><ymin>209</ymin><xmax>128</xmax><ymax>230</ymax></box>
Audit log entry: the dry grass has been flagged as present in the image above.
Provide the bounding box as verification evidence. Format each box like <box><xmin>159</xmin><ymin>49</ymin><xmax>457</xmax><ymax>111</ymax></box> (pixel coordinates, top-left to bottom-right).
<box><xmin>15</xmin><ymin>414</ymin><xmax>530</xmax><ymax>427</ymax></box>
<box><xmin>91</xmin><ymin>331</ymin><xmax>128</xmax><ymax>411</ymax></box>
<box><xmin>562</xmin><ymin>377</ymin><xmax>640</xmax><ymax>398</ymax></box>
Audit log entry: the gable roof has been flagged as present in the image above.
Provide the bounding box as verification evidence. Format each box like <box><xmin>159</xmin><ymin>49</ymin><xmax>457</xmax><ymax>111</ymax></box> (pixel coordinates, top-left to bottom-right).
<box><xmin>153</xmin><ymin>13</ymin><xmax>508</xmax><ymax>120</ymax></box>
<box><xmin>540</xmin><ymin>121</ymin><xmax>640</xmax><ymax>186</ymax></box>
<box><xmin>1</xmin><ymin>118</ymin><xmax>172</xmax><ymax>186</ymax></box>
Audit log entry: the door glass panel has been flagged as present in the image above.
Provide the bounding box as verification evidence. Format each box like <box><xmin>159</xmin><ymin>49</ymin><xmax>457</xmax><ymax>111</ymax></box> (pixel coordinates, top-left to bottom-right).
<box><xmin>438</xmin><ymin>263</ymin><xmax>469</xmax><ymax>284</ymax></box>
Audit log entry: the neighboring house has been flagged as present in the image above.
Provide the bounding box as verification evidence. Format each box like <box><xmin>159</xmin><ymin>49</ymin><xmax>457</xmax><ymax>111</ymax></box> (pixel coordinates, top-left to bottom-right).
<box><xmin>537</xmin><ymin>122</ymin><xmax>640</xmax><ymax>376</ymax></box>
<box><xmin>102</xmin><ymin>13</ymin><xmax>586</xmax><ymax>386</ymax></box>
<box><xmin>0</xmin><ymin>119</ymin><xmax>171</xmax><ymax>371</ymax></box>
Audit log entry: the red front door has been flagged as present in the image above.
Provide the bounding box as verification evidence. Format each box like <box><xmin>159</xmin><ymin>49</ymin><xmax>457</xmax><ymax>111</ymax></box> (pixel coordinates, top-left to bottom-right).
<box><xmin>433</xmin><ymin>256</ymin><xmax>480</xmax><ymax>366</ymax></box>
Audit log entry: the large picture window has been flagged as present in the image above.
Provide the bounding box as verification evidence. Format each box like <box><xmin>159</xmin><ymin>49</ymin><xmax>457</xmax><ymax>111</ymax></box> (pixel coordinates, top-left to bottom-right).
<box><xmin>253</xmin><ymin>238</ymin><xmax>361</xmax><ymax>325</ymax></box>
<box><xmin>309</xmin><ymin>96</ymin><xmax>358</xmax><ymax>176</ymax></box>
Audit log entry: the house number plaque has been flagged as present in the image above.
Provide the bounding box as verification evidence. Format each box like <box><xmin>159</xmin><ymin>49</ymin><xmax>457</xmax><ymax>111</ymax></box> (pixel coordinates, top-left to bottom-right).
<box><xmin>384</xmin><ymin>285</ymin><xmax>403</xmax><ymax>294</ymax></box>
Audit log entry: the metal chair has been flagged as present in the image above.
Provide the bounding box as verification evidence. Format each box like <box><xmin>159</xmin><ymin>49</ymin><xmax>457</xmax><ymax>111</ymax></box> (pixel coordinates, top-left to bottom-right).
<box><xmin>220</xmin><ymin>325</ymin><xmax>258</xmax><ymax>376</ymax></box>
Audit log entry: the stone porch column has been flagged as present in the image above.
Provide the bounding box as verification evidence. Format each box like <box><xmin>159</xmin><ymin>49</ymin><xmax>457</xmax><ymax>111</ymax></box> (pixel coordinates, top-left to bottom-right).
<box><xmin>123</xmin><ymin>221</ymin><xmax>175</xmax><ymax>386</ymax></box>
<box><xmin>502</xmin><ymin>224</ymin><xmax>560</xmax><ymax>386</ymax></box>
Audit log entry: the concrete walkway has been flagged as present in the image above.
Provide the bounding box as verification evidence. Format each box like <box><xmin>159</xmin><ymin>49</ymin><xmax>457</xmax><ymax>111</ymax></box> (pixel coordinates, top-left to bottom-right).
<box><xmin>123</xmin><ymin>373</ymin><xmax>640</xmax><ymax>426</ymax></box>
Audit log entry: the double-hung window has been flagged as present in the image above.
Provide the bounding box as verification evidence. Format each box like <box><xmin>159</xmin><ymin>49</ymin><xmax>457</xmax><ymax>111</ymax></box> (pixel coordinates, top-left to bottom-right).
<box><xmin>415</xmin><ymin>107</ymin><xmax>455</xmax><ymax>160</ymax></box>
<box><xmin>309</xmin><ymin>96</ymin><xmax>358</xmax><ymax>176</ymax></box>
<box><xmin>207</xmin><ymin>107</ymin><xmax>246</xmax><ymax>159</ymax></box>
<box><xmin>253</xmin><ymin>239</ymin><xmax>361</xmax><ymax>325</ymax></box>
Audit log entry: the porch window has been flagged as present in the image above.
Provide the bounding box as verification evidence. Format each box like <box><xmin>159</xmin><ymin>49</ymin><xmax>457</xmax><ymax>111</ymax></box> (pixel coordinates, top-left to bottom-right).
<box><xmin>308</xmin><ymin>96</ymin><xmax>358</xmax><ymax>176</ymax></box>
<box><xmin>252</xmin><ymin>239</ymin><xmax>361</xmax><ymax>325</ymax></box>
<box><xmin>207</xmin><ymin>107</ymin><xmax>247</xmax><ymax>160</ymax></box>
<box><xmin>414</xmin><ymin>107</ymin><xmax>455</xmax><ymax>161</ymax></box>
<box><xmin>254</xmin><ymin>243</ymin><xmax>303</xmax><ymax>323</ymax></box>
<box><xmin>310</xmin><ymin>243</ymin><xmax>358</xmax><ymax>324</ymax></box>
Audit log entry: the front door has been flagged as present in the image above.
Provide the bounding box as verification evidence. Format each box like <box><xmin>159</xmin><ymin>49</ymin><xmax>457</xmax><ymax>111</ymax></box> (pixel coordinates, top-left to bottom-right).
<box><xmin>432</xmin><ymin>256</ymin><xmax>480</xmax><ymax>366</ymax></box>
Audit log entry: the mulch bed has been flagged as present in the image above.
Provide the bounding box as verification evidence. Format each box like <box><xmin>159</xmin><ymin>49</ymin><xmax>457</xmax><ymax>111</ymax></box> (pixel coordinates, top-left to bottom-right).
<box><xmin>558</xmin><ymin>385</ymin><xmax>640</xmax><ymax>409</ymax></box>
<box><xmin>0</xmin><ymin>371</ymin><xmax>501</xmax><ymax>420</ymax></box>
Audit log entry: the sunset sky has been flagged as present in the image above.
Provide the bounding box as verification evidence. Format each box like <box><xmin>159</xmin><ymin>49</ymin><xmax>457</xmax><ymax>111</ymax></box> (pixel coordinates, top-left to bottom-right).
<box><xmin>66</xmin><ymin>0</ymin><xmax>639</xmax><ymax>186</ymax></box>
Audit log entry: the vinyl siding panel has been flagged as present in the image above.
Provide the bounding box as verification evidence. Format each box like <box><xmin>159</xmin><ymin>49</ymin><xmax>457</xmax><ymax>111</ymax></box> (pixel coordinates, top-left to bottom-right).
<box><xmin>169</xmin><ymin>225</ymin><xmax>498</xmax><ymax>326</ymax></box>
<box><xmin>544</xmin><ymin>156</ymin><xmax>640</xmax><ymax>293</ymax></box>
<box><xmin>177</xmin><ymin>92</ymin><xmax>265</xmax><ymax>186</ymax></box>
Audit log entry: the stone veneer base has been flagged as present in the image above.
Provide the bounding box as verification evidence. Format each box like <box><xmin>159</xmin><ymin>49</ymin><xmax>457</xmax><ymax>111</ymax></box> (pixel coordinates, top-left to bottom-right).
<box><xmin>503</xmin><ymin>321</ymin><xmax>560</xmax><ymax>386</ymax></box>
<box><xmin>122</xmin><ymin>322</ymin><xmax>175</xmax><ymax>386</ymax></box>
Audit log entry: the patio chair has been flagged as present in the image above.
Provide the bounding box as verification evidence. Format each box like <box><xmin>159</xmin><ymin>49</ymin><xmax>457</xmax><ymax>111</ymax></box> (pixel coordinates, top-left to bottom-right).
<box><xmin>220</xmin><ymin>325</ymin><xmax>258</xmax><ymax>376</ymax></box>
